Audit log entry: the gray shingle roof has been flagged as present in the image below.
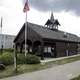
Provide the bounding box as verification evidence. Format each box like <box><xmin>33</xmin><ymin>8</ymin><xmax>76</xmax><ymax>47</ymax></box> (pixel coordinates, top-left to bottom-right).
<box><xmin>28</xmin><ymin>22</ymin><xmax>80</xmax><ymax>43</ymax></box>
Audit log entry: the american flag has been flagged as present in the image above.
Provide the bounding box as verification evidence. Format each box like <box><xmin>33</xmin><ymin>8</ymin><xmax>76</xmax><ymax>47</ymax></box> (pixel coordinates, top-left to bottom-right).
<box><xmin>23</xmin><ymin>0</ymin><xmax>30</xmax><ymax>13</ymax></box>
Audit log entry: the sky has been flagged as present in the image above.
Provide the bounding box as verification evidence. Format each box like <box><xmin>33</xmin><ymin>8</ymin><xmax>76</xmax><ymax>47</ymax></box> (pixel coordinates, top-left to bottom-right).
<box><xmin>0</xmin><ymin>0</ymin><xmax>80</xmax><ymax>37</ymax></box>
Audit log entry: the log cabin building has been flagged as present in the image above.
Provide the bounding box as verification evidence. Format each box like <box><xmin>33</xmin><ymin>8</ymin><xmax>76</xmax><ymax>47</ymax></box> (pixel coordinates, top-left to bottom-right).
<box><xmin>14</xmin><ymin>13</ymin><xmax>80</xmax><ymax>59</ymax></box>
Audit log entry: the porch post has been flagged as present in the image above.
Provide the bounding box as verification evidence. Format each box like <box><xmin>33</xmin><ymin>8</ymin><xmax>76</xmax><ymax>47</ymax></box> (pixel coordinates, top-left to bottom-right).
<box><xmin>32</xmin><ymin>43</ymin><xmax>34</xmax><ymax>53</ymax></box>
<box><xmin>27</xmin><ymin>45</ymin><xmax>30</xmax><ymax>53</ymax></box>
<box><xmin>20</xmin><ymin>44</ymin><xmax>23</xmax><ymax>53</ymax></box>
<box><xmin>41</xmin><ymin>42</ymin><xmax>44</xmax><ymax>60</ymax></box>
<box><xmin>54</xmin><ymin>45</ymin><xmax>57</xmax><ymax>58</ymax></box>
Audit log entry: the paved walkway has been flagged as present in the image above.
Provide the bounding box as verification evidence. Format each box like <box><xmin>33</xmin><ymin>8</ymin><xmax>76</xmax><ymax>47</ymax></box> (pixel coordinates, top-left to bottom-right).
<box><xmin>1</xmin><ymin>60</ymin><xmax>80</xmax><ymax>80</ymax></box>
<box><xmin>41</xmin><ymin>54</ymin><xmax>80</xmax><ymax>63</ymax></box>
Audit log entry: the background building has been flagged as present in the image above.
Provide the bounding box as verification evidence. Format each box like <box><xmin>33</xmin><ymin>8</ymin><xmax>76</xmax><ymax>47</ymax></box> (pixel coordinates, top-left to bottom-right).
<box><xmin>0</xmin><ymin>34</ymin><xmax>15</xmax><ymax>49</ymax></box>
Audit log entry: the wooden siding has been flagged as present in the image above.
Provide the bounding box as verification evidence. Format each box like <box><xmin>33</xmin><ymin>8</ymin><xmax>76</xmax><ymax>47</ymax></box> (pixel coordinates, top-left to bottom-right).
<box><xmin>56</xmin><ymin>42</ymin><xmax>78</xmax><ymax>57</ymax></box>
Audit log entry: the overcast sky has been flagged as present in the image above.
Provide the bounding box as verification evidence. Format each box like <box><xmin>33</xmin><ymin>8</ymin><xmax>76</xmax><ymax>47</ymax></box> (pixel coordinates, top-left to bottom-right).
<box><xmin>0</xmin><ymin>0</ymin><xmax>80</xmax><ymax>36</ymax></box>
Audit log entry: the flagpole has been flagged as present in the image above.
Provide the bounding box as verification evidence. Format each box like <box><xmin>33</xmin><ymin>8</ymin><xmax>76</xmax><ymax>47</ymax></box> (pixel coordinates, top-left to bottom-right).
<box><xmin>23</xmin><ymin>0</ymin><xmax>29</xmax><ymax>57</ymax></box>
<box><xmin>0</xmin><ymin>17</ymin><xmax>3</xmax><ymax>54</ymax></box>
<box><xmin>25</xmin><ymin>13</ymin><xmax>27</xmax><ymax>57</ymax></box>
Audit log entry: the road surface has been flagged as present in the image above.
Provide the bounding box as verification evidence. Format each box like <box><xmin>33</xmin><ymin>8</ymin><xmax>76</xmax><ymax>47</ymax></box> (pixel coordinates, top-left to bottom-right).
<box><xmin>1</xmin><ymin>61</ymin><xmax>80</xmax><ymax>80</ymax></box>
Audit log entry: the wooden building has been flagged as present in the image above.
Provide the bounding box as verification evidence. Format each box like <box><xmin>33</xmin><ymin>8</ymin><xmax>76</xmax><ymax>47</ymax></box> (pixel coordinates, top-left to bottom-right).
<box><xmin>14</xmin><ymin>13</ymin><xmax>80</xmax><ymax>59</ymax></box>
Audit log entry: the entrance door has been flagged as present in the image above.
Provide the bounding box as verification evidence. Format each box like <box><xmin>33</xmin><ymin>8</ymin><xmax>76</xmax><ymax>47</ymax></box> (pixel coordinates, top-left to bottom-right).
<box><xmin>44</xmin><ymin>46</ymin><xmax>56</xmax><ymax>58</ymax></box>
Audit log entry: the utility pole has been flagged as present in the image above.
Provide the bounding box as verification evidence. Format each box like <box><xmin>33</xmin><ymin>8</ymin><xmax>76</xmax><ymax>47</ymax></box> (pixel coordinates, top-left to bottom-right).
<box><xmin>14</xmin><ymin>43</ymin><xmax>17</xmax><ymax>72</ymax></box>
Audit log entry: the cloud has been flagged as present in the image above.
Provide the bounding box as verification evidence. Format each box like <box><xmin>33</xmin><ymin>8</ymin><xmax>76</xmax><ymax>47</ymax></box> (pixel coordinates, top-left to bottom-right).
<box><xmin>28</xmin><ymin>0</ymin><xmax>80</xmax><ymax>16</ymax></box>
<box><xmin>0</xmin><ymin>0</ymin><xmax>5</xmax><ymax>6</ymax></box>
<box><xmin>0</xmin><ymin>0</ymin><xmax>25</xmax><ymax>35</ymax></box>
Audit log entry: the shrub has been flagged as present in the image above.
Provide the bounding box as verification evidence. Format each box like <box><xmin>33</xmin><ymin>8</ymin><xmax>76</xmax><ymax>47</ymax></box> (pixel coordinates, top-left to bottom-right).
<box><xmin>17</xmin><ymin>54</ymin><xmax>26</xmax><ymax>64</ymax></box>
<box><xmin>17</xmin><ymin>54</ymin><xmax>40</xmax><ymax>64</ymax></box>
<box><xmin>0</xmin><ymin>53</ymin><xmax>14</xmax><ymax>65</ymax></box>
<box><xmin>26</xmin><ymin>54</ymin><xmax>40</xmax><ymax>64</ymax></box>
<box><xmin>3</xmin><ymin>49</ymin><xmax>14</xmax><ymax>53</ymax></box>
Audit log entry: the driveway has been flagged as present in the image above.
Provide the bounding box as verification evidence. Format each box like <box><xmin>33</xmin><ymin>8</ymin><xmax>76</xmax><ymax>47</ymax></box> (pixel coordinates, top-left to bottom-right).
<box><xmin>1</xmin><ymin>60</ymin><xmax>80</xmax><ymax>80</ymax></box>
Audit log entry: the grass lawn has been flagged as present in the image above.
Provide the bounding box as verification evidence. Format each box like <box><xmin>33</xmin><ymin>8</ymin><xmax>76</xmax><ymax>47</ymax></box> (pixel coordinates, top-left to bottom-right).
<box><xmin>71</xmin><ymin>75</ymin><xmax>80</xmax><ymax>80</ymax></box>
<box><xmin>0</xmin><ymin>62</ymin><xmax>57</xmax><ymax>79</ymax></box>
<box><xmin>0</xmin><ymin>51</ymin><xmax>80</xmax><ymax>79</ymax></box>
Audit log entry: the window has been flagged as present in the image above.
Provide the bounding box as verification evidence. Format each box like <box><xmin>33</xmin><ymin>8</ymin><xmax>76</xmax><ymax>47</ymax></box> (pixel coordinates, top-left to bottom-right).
<box><xmin>44</xmin><ymin>47</ymin><xmax>47</xmax><ymax>52</ymax></box>
<box><xmin>48</xmin><ymin>47</ymin><xmax>51</xmax><ymax>53</ymax></box>
<box><xmin>44</xmin><ymin>46</ymin><xmax>51</xmax><ymax>53</ymax></box>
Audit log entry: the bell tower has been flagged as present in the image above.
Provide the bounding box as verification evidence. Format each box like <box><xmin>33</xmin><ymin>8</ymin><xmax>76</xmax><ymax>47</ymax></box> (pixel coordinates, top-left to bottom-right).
<box><xmin>45</xmin><ymin>12</ymin><xmax>60</xmax><ymax>31</ymax></box>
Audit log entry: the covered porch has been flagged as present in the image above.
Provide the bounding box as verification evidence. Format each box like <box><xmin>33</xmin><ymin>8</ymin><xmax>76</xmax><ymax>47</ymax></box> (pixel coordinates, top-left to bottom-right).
<box><xmin>15</xmin><ymin>39</ymin><xmax>57</xmax><ymax>60</ymax></box>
